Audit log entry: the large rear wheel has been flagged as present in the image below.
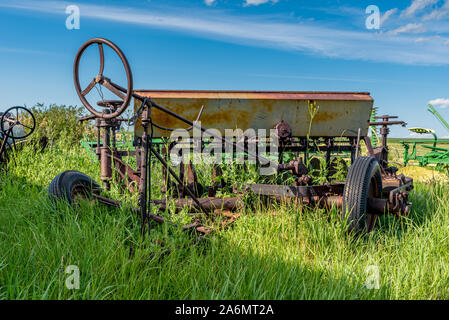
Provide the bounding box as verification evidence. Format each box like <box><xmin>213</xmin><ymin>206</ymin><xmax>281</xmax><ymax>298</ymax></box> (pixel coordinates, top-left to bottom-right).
<box><xmin>342</xmin><ymin>156</ymin><xmax>382</xmax><ymax>233</ymax></box>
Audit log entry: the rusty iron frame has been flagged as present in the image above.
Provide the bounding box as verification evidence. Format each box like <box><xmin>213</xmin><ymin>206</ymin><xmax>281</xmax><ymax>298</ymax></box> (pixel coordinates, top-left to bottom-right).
<box><xmin>71</xmin><ymin>37</ymin><xmax>414</xmax><ymax>237</ymax></box>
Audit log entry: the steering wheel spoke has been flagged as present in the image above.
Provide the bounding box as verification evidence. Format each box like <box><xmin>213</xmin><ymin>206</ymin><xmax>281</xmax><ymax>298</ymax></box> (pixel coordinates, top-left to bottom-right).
<box><xmin>101</xmin><ymin>78</ymin><xmax>126</xmax><ymax>100</ymax></box>
<box><xmin>81</xmin><ymin>78</ymin><xmax>97</xmax><ymax>96</ymax></box>
<box><xmin>98</xmin><ymin>43</ymin><xmax>104</xmax><ymax>76</ymax></box>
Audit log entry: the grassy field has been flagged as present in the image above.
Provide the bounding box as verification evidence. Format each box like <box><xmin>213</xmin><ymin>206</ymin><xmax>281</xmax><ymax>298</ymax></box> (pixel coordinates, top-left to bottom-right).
<box><xmin>1</xmin><ymin>140</ymin><xmax>449</xmax><ymax>300</ymax></box>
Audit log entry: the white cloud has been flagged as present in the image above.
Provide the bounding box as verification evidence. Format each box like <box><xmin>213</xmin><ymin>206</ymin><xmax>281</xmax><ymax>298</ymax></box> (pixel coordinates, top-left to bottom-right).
<box><xmin>380</xmin><ymin>8</ymin><xmax>398</xmax><ymax>26</ymax></box>
<box><xmin>423</xmin><ymin>0</ymin><xmax>449</xmax><ymax>20</ymax></box>
<box><xmin>401</xmin><ymin>0</ymin><xmax>439</xmax><ymax>17</ymax></box>
<box><xmin>429</xmin><ymin>98</ymin><xmax>449</xmax><ymax>108</ymax></box>
<box><xmin>2</xmin><ymin>0</ymin><xmax>449</xmax><ymax>65</ymax></box>
<box><xmin>414</xmin><ymin>35</ymin><xmax>440</xmax><ymax>42</ymax></box>
<box><xmin>244</xmin><ymin>0</ymin><xmax>278</xmax><ymax>6</ymax></box>
<box><xmin>206</xmin><ymin>0</ymin><xmax>278</xmax><ymax>6</ymax></box>
<box><xmin>389</xmin><ymin>23</ymin><xmax>427</xmax><ymax>35</ymax></box>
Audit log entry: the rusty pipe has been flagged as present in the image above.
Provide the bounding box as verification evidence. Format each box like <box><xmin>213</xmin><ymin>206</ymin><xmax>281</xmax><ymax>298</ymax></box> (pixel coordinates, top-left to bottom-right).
<box><xmin>100</xmin><ymin>124</ymin><xmax>112</xmax><ymax>190</ymax></box>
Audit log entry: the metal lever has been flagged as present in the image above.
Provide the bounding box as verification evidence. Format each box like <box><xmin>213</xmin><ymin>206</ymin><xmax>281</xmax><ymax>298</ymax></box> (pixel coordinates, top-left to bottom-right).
<box><xmin>129</xmin><ymin>101</ymin><xmax>205</xmax><ymax>133</ymax></box>
<box><xmin>78</xmin><ymin>115</ymin><xmax>96</xmax><ymax>122</ymax></box>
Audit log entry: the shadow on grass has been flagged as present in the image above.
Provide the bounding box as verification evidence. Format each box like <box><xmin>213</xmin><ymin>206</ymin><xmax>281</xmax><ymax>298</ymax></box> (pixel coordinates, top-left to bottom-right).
<box><xmin>0</xmin><ymin>168</ymin><xmax>396</xmax><ymax>300</ymax></box>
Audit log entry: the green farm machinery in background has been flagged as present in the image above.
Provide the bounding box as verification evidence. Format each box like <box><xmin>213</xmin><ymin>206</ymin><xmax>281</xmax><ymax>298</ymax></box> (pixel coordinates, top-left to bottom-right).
<box><xmin>401</xmin><ymin>104</ymin><xmax>449</xmax><ymax>167</ymax></box>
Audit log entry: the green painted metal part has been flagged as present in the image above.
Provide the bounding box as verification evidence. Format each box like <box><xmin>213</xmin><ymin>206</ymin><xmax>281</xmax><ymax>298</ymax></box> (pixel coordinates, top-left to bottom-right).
<box><xmin>401</xmin><ymin>104</ymin><xmax>449</xmax><ymax>167</ymax></box>
<box><xmin>428</xmin><ymin>104</ymin><xmax>449</xmax><ymax>133</ymax></box>
<box><xmin>80</xmin><ymin>135</ymin><xmax>139</xmax><ymax>160</ymax></box>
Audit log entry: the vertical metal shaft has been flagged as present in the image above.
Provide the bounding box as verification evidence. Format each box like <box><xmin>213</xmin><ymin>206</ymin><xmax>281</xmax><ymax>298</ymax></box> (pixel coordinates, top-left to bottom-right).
<box><xmin>95</xmin><ymin>118</ymin><xmax>101</xmax><ymax>161</ymax></box>
<box><xmin>100</xmin><ymin>124</ymin><xmax>112</xmax><ymax>190</ymax></box>
<box><xmin>139</xmin><ymin>108</ymin><xmax>150</xmax><ymax>237</ymax></box>
<box><xmin>147</xmin><ymin>107</ymin><xmax>153</xmax><ymax>236</ymax></box>
<box><xmin>355</xmin><ymin>128</ymin><xmax>361</xmax><ymax>159</ymax></box>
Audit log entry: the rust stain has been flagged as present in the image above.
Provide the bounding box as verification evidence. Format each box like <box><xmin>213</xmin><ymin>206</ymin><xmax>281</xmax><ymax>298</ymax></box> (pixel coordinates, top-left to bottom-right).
<box><xmin>135</xmin><ymin>90</ymin><xmax>374</xmax><ymax>101</ymax></box>
<box><xmin>134</xmin><ymin>91</ymin><xmax>374</xmax><ymax>138</ymax></box>
<box><xmin>148</xmin><ymin>98</ymin><xmax>252</xmax><ymax>134</ymax></box>
<box><xmin>313</xmin><ymin>111</ymin><xmax>339</xmax><ymax>122</ymax></box>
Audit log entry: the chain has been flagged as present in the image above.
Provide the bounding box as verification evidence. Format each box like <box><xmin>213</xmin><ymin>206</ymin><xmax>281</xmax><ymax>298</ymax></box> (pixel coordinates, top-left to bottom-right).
<box><xmin>94</xmin><ymin>83</ymin><xmax>105</xmax><ymax>103</ymax></box>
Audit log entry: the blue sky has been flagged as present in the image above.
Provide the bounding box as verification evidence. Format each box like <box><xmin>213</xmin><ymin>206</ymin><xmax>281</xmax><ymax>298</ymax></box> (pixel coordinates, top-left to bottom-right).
<box><xmin>1</xmin><ymin>0</ymin><xmax>449</xmax><ymax>137</ymax></box>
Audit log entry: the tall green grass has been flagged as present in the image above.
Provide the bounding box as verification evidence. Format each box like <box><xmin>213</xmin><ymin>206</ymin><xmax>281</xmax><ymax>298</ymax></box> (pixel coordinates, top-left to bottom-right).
<box><xmin>1</xmin><ymin>143</ymin><xmax>449</xmax><ymax>299</ymax></box>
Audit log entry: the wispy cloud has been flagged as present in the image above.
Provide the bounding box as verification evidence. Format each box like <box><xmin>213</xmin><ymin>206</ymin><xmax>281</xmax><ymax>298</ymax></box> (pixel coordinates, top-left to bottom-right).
<box><xmin>401</xmin><ymin>0</ymin><xmax>439</xmax><ymax>18</ymax></box>
<box><xmin>205</xmin><ymin>0</ymin><xmax>278</xmax><ymax>6</ymax></box>
<box><xmin>414</xmin><ymin>35</ymin><xmax>440</xmax><ymax>42</ymax></box>
<box><xmin>244</xmin><ymin>0</ymin><xmax>279</xmax><ymax>6</ymax></box>
<box><xmin>249</xmin><ymin>73</ymin><xmax>383</xmax><ymax>83</ymax></box>
<box><xmin>380</xmin><ymin>8</ymin><xmax>398</xmax><ymax>26</ymax></box>
<box><xmin>429</xmin><ymin>98</ymin><xmax>449</xmax><ymax>108</ymax></box>
<box><xmin>389</xmin><ymin>23</ymin><xmax>427</xmax><ymax>35</ymax></box>
<box><xmin>1</xmin><ymin>0</ymin><xmax>449</xmax><ymax>65</ymax></box>
<box><xmin>423</xmin><ymin>0</ymin><xmax>449</xmax><ymax>20</ymax></box>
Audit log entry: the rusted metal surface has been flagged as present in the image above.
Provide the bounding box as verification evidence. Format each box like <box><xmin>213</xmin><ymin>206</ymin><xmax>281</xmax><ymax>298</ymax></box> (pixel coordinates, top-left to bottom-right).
<box><xmin>67</xmin><ymin>37</ymin><xmax>416</xmax><ymax>237</ymax></box>
<box><xmin>244</xmin><ymin>172</ymin><xmax>412</xmax><ymax>216</ymax></box>
<box><xmin>148</xmin><ymin>210</ymin><xmax>240</xmax><ymax>236</ymax></box>
<box><xmin>74</xmin><ymin>38</ymin><xmax>133</xmax><ymax>119</ymax></box>
<box><xmin>275</xmin><ymin>120</ymin><xmax>292</xmax><ymax>140</ymax></box>
<box><xmin>112</xmin><ymin>154</ymin><xmax>140</xmax><ymax>193</ymax></box>
<box><xmin>100</xmin><ymin>124</ymin><xmax>112</xmax><ymax>190</ymax></box>
<box><xmin>244</xmin><ymin>182</ymin><xmax>345</xmax><ymax>198</ymax></box>
<box><xmin>135</xmin><ymin>90</ymin><xmax>373</xmax><ymax>100</ymax></box>
<box><xmin>94</xmin><ymin>196</ymin><xmax>225</xmax><ymax>236</ymax></box>
<box><xmin>382</xmin><ymin>174</ymin><xmax>413</xmax><ymax>215</ymax></box>
<box><xmin>93</xmin><ymin>194</ymin><xmax>122</xmax><ymax>207</ymax></box>
<box><xmin>152</xmin><ymin>197</ymin><xmax>244</xmax><ymax>213</ymax></box>
<box><xmin>134</xmin><ymin>90</ymin><xmax>374</xmax><ymax>138</ymax></box>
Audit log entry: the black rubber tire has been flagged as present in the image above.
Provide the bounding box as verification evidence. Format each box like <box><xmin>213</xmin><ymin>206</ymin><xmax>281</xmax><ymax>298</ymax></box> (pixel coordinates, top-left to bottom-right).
<box><xmin>342</xmin><ymin>156</ymin><xmax>382</xmax><ymax>233</ymax></box>
<box><xmin>48</xmin><ymin>170</ymin><xmax>100</xmax><ymax>204</ymax></box>
<box><xmin>48</xmin><ymin>170</ymin><xmax>70</xmax><ymax>201</ymax></box>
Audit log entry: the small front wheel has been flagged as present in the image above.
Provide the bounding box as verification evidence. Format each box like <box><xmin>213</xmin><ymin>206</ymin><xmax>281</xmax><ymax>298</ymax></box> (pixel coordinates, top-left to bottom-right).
<box><xmin>342</xmin><ymin>156</ymin><xmax>382</xmax><ymax>233</ymax></box>
<box><xmin>48</xmin><ymin>170</ymin><xmax>101</xmax><ymax>204</ymax></box>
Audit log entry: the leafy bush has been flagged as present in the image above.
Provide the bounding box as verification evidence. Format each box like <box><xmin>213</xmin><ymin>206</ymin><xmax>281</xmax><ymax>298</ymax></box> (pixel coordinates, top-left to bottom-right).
<box><xmin>28</xmin><ymin>104</ymin><xmax>94</xmax><ymax>145</ymax></box>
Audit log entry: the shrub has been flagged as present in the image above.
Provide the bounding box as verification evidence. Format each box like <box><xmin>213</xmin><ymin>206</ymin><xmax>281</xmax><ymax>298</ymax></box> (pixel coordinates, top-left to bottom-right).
<box><xmin>28</xmin><ymin>103</ymin><xmax>95</xmax><ymax>145</ymax></box>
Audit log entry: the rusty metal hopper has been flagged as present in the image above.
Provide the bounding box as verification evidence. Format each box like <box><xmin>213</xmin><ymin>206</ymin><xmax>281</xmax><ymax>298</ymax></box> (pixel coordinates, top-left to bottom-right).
<box><xmin>134</xmin><ymin>90</ymin><xmax>373</xmax><ymax>138</ymax></box>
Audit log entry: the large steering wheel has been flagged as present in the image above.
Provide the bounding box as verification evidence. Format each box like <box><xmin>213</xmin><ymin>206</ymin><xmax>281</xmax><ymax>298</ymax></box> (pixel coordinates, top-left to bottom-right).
<box><xmin>1</xmin><ymin>106</ymin><xmax>36</xmax><ymax>140</ymax></box>
<box><xmin>73</xmin><ymin>38</ymin><xmax>133</xmax><ymax>119</ymax></box>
